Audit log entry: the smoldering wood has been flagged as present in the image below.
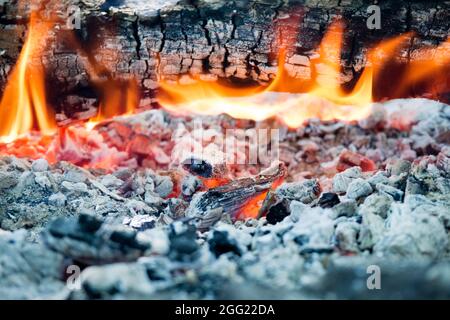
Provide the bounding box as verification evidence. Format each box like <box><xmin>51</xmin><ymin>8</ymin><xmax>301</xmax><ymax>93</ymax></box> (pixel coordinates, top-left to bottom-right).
<box><xmin>187</xmin><ymin>162</ymin><xmax>287</xmax><ymax>223</ymax></box>
<box><xmin>0</xmin><ymin>0</ymin><xmax>449</xmax><ymax>115</ymax></box>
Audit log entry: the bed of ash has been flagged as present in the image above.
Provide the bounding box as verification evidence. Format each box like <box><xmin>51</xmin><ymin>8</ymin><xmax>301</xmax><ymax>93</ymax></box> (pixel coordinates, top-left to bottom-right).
<box><xmin>0</xmin><ymin>97</ymin><xmax>449</xmax><ymax>299</ymax></box>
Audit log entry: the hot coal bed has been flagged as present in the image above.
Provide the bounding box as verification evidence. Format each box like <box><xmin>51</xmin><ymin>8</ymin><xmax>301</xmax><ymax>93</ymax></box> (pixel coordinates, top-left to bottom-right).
<box><xmin>0</xmin><ymin>0</ymin><xmax>449</xmax><ymax>300</ymax></box>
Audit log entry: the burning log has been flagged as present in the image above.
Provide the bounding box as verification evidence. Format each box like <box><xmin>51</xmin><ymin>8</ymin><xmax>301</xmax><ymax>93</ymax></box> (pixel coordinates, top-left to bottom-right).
<box><xmin>0</xmin><ymin>0</ymin><xmax>449</xmax><ymax>116</ymax></box>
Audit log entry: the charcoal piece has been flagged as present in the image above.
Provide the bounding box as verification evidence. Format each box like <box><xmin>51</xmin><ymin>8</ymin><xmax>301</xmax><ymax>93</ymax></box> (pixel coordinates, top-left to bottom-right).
<box><xmin>367</xmin><ymin>171</ymin><xmax>390</xmax><ymax>188</ymax></box>
<box><xmin>360</xmin><ymin>193</ymin><xmax>393</xmax><ymax>219</ymax></box>
<box><xmin>332</xmin><ymin>167</ymin><xmax>362</xmax><ymax>193</ymax></box>
<box><xmin>44</xmin><ymin>216</ymin><xmax>150</xmax><ymax>265</ymax></box>
<box><xmin>387</xmin><ymin>160</ymin><xmax>411</xmax><ymax>177</ymax></box>
<box><xmin>208</xmin><ymin>230</ymin><xmax>242</xmax><ymax>257</ymax></box>
<box><xmin>169</xmin><ymin>224</ymin><xmax>199</xmax><ymax>262</ymax></box>
<box><xmin>182</xmin><ymin>158</ymin><xmax>213</xmax><ymax>178</ymax></box>
<box><xmin>318</xmin><ymin>193</ymin><xmax>340</xmax><ymax>208</ymax></box>
<box><xmin>266</xmin><ymin>200</ymin><xmax>290</xmax><ymax>225</ymax></box>
<box><xmin>181</xmin><ymin>175</ymin><xmax>203</xmax><ymax>197</ymax></box>
<box><xmin>123</xmin><ymin>215</ymin><xmax>157</xmax><ymax>231</ymax></box>
<box><xmin>78</xmin><ymin>213</ymin><xmax>103</xmax><ymax>233</ymax></box>
<box><xmin>110</xmin><ymin>229</ymin><xmax>148</xmax><ymax>250</ymax></box>
<box><xmin>192</xmin><ymin>208</ymin><xmax>224</xmax><ymax>231</ymax></box>
<box><xmin>405</xmin><ymin>175</ymin><xmax>429</xmax><ymax>196</ymax></box>
<box><xmin>388</xmin><ymin>174</ymin><xmax>408</xmax><ymax>192</ymax></box>
<box><xmin>332</xmin><ymin>200</ymin><xmax>358</xmax><ymax>218</ymax></box>
<box><xmin>153</xmin><ymin>175</ymin><xmax>174</xmax><ymax>198</ymax></box>
<box><xmin>164</xmin><ymin>198</ymin><xmax>188</xmax><ymax>219</ymax></box>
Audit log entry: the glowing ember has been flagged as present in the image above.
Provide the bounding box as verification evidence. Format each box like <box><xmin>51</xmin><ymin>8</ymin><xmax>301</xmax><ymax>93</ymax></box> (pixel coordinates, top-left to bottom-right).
<box><xmin>236</xmin><ymin>177</ymin><xmax>284</xmax><ymax>220</ymax></box>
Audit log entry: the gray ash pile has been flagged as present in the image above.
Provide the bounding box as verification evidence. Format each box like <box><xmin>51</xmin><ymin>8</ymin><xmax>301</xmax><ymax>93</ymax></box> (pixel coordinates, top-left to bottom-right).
<box><xmin>0</xmin><ymin>98</ymin><xmax>449</xmax><ymax>299</ymax></box>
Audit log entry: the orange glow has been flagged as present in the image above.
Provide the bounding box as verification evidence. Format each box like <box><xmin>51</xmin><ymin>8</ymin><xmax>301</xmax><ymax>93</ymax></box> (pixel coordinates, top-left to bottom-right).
<box><xmin>89</xmin><ymin>78</ymin><xmax>140</xmax><ymax>126</ymax></box>
<box><xmin>235</xmin><ymin>191</ymin><xmax>267</xmax><ymax>220</ymax></box>
<box><xmin>0</xmin><ymin>2</ymin><xmax>140</xmax><ymax>144</ymax></box>
<box><xmin>235</xmin><ymin>177</ymin><xmax>284</xmax><ymax>220</ymax></box>
<box><xmin>0</xmin><ymin>12</ymin><xmax>56</xmax><ymax>143</ymax></box>
<box><xmin>157</xmin><ymin>22</ymin><xmax>445</xmax><ymax>128</ymax></box>
<box><xmin>203</xmin><ymin>177</ymin><xmax>231</xmax><ymax>189</ymax></box>
<box><xmin>157</xmin><ymin>21</ymin><xmax>377</xmax><ymax>127</ymax></box>
<box><xmin>394</xmin><ymin>37</ymin><xmax>450</xmax><ymax>97</ymax></box>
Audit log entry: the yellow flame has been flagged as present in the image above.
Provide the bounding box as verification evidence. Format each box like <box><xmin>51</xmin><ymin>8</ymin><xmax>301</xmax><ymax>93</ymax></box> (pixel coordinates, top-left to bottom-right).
<box><xmin>0</xmin><ymin>12</ymin><xmax>56</xmax><ymax>142</ymax></box>
<box><xmin>157</xmin><ymin>23</ymin><xmax>432</xmax><ymax>128</ymax></box>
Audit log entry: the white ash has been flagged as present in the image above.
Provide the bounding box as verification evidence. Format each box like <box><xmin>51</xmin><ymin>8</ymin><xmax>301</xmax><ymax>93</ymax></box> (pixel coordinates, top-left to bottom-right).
<box><xmin>275</xmin><ymin>179</ymin><xmax>320</xmax><ymax>204</ymax></box>
<box><xmin>31</xmin><ymin>159</ymin><xmax>49</xmax><ymax>172</ymax></box>
<box><xmin>359</xmin><ymin>193</ymin><xmax>393</xmax><ymax>219</ymax></box>
<box><xmin>334</xmin><ymin>221</ymin><xmax>360</xmax><ymax>253</ymax></box>
<box><xmin>332</xmin><ymin>167</ymin><xmax>362</xmax><ymax>193</ymax></box>
<box><xmin>374</xmin><ymin>202</ymin><xmax>448</xmax><ymax>260</ymax></box>
<box><xmin>346</xmin><ymin>178</ymin><xmax>373</xmax><ymax>200</ymax></box>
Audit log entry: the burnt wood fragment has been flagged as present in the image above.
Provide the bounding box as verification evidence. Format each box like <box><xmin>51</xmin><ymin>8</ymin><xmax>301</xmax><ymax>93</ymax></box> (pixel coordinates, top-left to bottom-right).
<box><xmin>187</xmin><ymin>162</ymin><xmax>287</xmax><ymax>223</ymax></box>
<box><xmin>318</xmin><ymin>192</ymin><xmax>340</xmax><ymax>208</ymax></box>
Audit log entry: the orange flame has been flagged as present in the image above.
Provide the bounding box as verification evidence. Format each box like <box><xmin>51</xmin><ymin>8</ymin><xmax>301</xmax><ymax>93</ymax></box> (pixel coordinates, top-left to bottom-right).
<box><xmin>0</xmin><ymin>2</ymin><xmax>140</xmax><ymax>143</ymax></box>
<box><xmin>90</xmin><ymin>78</ymin><xmax>140</xmax><ymax>123</ymax></box>
<box><xmin>157</xmin><ymin>21</ymin><xmax>447</xmax><ymax>127</ymax></box>
<box><xmin>78</xmin><ymin>29</ymin><xmax>141</xmax><ymax>125</ymax></box>
<box><xmin>394</xmin><ymin>37</ymin><xmax>450</xmax><ymax>97</ymax></box>
<box><xmin>0</xmin><ymin>12</ymin><xmax>56</xmax><ymax>142</ymax></box>
<box><xmin>157</xmin><ymin>21</ymin><xmax>377</xmax><ymax>127</ymax></box>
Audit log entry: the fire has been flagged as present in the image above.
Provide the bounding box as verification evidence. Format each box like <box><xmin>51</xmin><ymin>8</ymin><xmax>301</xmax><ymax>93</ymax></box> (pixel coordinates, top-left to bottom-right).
<box><xmin>393</xmin><ymin>37</ymin><xmax>450</xmax><ymax>98</ymax></box>
<box><xmin>0</xmin><ymin>6</ymin><xmax>448</xmax><ymax>167</ymax></box>
<box><xmin>157</xmin><ymin>22</ymin><xmax>448</xmax><ymax>128</ymax></box>
<box><xmin>0</xmin><ymin>12</ymin><xmax>57</xmax><ymax>143</ymax></box>
<box><xmin>0</xmin><ymin>2</ymin><xmax>139</xmax><ymax>167</ymax></box>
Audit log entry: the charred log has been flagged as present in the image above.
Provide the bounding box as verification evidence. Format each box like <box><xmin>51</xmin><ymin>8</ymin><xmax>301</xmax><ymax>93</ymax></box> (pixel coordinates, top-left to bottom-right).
<box><xmin>0</xmin><ymin>0</ymin><xmax>449</xmax><ymax>114</ymax></box>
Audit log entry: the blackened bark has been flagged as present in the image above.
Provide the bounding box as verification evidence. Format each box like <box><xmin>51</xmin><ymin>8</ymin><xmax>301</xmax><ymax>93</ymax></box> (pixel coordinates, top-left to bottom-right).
<box><xmin>0</xmin><ymin>0</ymin><xmax>449</xmax><ymax>113</ymax></box>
